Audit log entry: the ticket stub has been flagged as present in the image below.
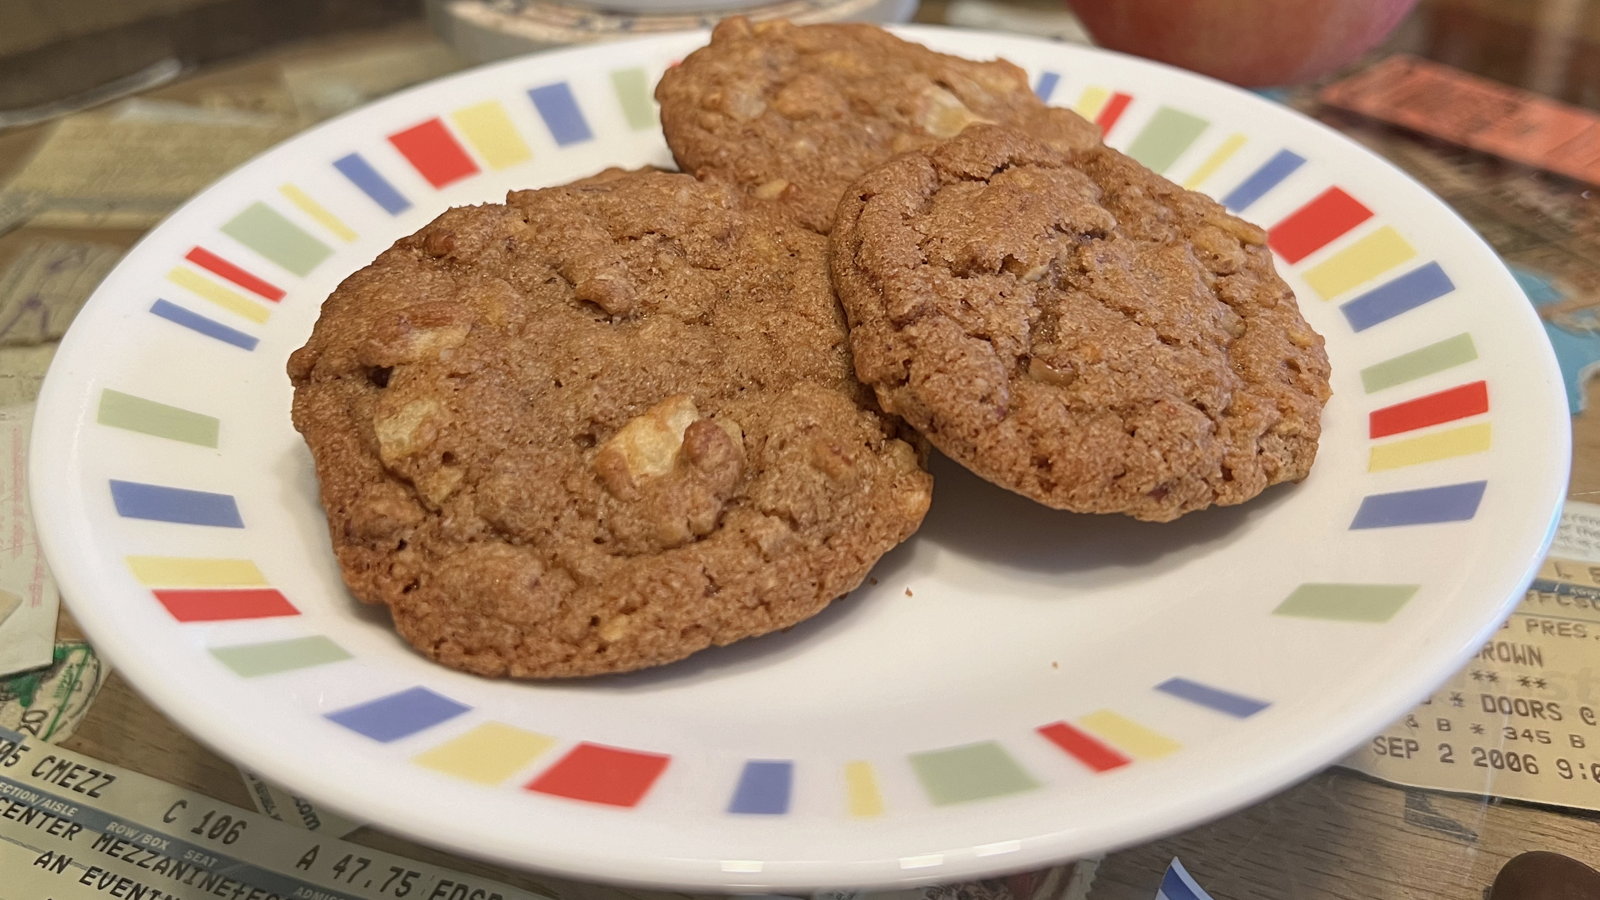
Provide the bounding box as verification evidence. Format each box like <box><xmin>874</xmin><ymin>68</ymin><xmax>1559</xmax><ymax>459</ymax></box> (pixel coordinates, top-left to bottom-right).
<box><xmin>1549</xmin><ymin>500</ymin><xmax>1600</xmax><ymax>566</ymax></box>
<box><xmin>239</xmin><ymin>769</ymin><xmax>362</xmax><ymax>839</ymax></box>
<box><xmin>1343</xmin><ymin>555</ymin><xmax>1600</xmax><ymax>808</ymax></box>
<box><xmin>1318</xmin><ymin>54</ymin><xmax>1600</xmax><ymax>187</ymax></box>
<box><xmin>0</xmin><ymin>724</ymin><xmax>548</xmax><ymax>900</ymax></box>
<box><xmin>810</xmin><ymin>858</ymin><xmax>1094</xmax><ymax>900</ymax></box>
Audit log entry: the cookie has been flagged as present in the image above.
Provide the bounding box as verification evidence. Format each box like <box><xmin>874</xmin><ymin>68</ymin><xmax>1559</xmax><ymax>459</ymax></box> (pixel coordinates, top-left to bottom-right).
<box><xmin>289</xmin><ymin>171</ymin><xmax>932</xmax><ymax>678</ymax></box>
<box><xmin>830</xmin><ymin>126</ymin><xmax>1331</xmax><ymax>522</ymax></box>
<box><xmin>655</xmin><ymin>17</ymin><xmax>1101</xmax><ymax>233</ymax></box>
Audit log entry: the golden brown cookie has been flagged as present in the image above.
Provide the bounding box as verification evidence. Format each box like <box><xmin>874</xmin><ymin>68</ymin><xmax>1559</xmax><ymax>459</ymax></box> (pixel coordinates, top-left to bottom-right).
<box><xmin>655</xmin><ymin>17</ymin><xmax>1101</xmax><ymax>233</ymax></box>
<box><xmin>289</xmin><ymin>171</ymin><xmax>931</xmax><ymax>678</ymax></box>
<box><xmin>830</xmin><ymin>126</ymin><xmax>1331</xmax><ymax>522</ymax></box>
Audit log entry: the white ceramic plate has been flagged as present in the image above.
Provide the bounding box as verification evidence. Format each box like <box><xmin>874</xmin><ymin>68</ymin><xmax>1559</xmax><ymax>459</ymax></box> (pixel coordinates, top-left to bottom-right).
<box><xmin>31</xmin><ymin>28</ymin><xmax>1569</xmax><ymax>891</ymax></box>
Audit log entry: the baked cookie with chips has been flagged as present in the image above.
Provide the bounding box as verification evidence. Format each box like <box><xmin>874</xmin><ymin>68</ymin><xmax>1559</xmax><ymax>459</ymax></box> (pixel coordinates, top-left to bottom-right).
<box><xmin>830</xmin><ymin>125</ymin><xmax>1331</xmax><ymax>522</ymax></box>
<box><xmin>289</xmin><ymin>170</ymin><xmax>931</xmax><ymax>677</ymax></box>
<box><xmin>655</xmin><ymin>17</ymin><xmax>1101</xmax><ymax>232</ymax></box>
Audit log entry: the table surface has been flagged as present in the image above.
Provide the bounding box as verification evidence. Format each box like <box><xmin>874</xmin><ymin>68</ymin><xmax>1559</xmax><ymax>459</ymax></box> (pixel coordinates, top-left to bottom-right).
<box><xmin>4</xmin><ymin>0</ymin><xmax>1599</xmax><ymax>897</ymax></box>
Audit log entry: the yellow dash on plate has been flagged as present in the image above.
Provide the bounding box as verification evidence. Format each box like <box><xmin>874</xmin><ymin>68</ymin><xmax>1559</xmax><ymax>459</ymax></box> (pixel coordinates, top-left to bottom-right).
<box><xmin>168</xmin><ymin>267</ymin><xmax>270</xmax><ymax>324</ymax></box>
<box><xmin>1369</xmin><ymin>423</ymin><xmax>1492</xmax><ymax>472</ymax></box>
<box><xmin>449</xmin><ymin>101</ymin><xmax>532</xmax><ymax>171</ymax></box>
<box><xmin>1074</xmin><ymin>86</ymin><xmax>1111</xmax><ymax>121</ymax></box>
<box><xmin>1182</xmin><ymin>133</ymin><xmax>1247</xmax><ymax>190</ymax></box>
<box><xmin>1078</xmin><ymin>710</ymin><xmax>1181</xmax><ymax>760</ymax></box>
<box><xmin>413</xmin><ymin>722</ymin><xmax>556</xmax><ymax>785</ymax></box>
<box><xmin>279</xmin><ymin>184</ymin><xmax>358</xmax><ymax>243</ymax></box>
<box><xmin>1302</xmin><ymin>225</ymin><xmax>1417</xmax><ymax>300</ymax></box>
<box><xmin>126</xmin><ymin>556</ymin><xmax>266</xmax><ymax>588</ymax></box>
<box><xmin>844</xmin><ymin>761</ymin><xmax>885</xmax><ymax>818</ymax></box>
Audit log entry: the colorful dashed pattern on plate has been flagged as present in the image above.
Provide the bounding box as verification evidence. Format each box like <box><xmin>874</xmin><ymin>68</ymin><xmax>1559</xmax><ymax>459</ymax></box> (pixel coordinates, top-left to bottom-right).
<box><xmin>88</xmin><ymin>52</ymin><xmax>1504</xmax><ymax>820</ymax></box>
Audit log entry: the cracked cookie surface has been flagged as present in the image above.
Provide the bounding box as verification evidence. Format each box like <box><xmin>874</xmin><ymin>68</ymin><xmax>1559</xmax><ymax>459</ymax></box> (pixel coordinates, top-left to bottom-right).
<box><xmin>830</xmin><ymin>126</ymin><xmax>1331</xmax><ymax>522</ymax></box>
<box><xmin>289</xmin><ymin>170</ymin><xmax>931</xmax><ymax>677</ymax></box>
<box><xmin>654</xmin><ymin>17</ymin><xmax>1101</xmax><ymax>233</ymax></box>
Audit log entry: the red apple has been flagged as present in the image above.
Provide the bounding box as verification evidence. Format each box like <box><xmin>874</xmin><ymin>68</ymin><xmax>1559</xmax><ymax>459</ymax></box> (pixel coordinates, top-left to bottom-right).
<box><xmin>1064</xmin><ymin>0</ymin><xmax>1420</xmax><ymax>87</ymax></box>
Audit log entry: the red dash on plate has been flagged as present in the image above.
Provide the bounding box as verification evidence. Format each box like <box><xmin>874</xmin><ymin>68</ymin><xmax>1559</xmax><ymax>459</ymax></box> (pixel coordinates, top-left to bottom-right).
<box><xmin>527</xmin><ymin>742</ymin><xmax>670</xmax><ymax>807</ymax></box>
<box><xmin>1267</xmin><ymin>187</ymin><xmax>1373</xmax><ymax>264</ymax></box>
<box><xmin>1369</xmin><ymin>381</ymin><xmax>1488</xmax><ymax>438</ymax></box>
<box><xmin>1095</xmin><ymin>92</ymin><xmax>1134</xmax><ymax>137</ymax></box>
<box><xmin>185</xmin><ymin>247</ymin><xmax>284</xmax><ymax>301</ymax></box>
<box><xmin>154</xmin><ymin>588</ymin><xmax>298</xmax><ymax>622</ymax></box>
<box><xmin>1037</xmin><ymin>721</ymin><xmax>1130</xmax><ymax>773</ymax></box>
<box><xmin>388</xmin><ymin>119</ymin><xmax>480</xmax><ymax>188</ymax></box>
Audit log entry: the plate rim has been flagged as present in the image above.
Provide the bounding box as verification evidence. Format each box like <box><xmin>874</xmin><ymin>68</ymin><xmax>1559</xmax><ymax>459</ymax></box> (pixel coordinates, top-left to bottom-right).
<box><xmin>28</xmin><ymin>25</ymin><xmax>1572</xmax><ymax>890</ymax></box>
